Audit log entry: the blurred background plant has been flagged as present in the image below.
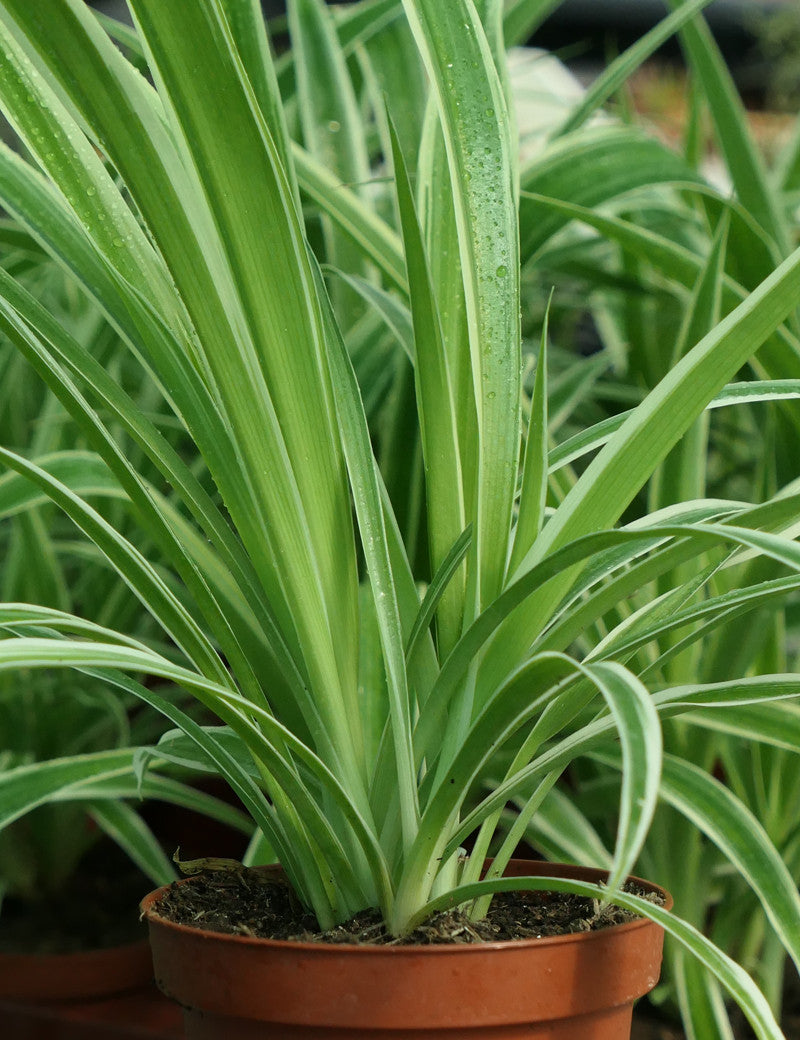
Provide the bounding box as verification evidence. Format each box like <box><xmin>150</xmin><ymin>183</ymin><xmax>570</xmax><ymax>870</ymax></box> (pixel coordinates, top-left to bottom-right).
<box><xmin>754</xmin><ymin>3</ymin><xmax>800</xmax><ymax>114</ymax></box>
<box><xmin>0</xmin><ymin>228</ymin><xmax>253</xmax><ymax>951</ymax></box>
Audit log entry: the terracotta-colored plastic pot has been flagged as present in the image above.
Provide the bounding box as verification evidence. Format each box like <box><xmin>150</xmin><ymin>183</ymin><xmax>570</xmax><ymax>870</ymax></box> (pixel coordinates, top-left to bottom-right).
<box><xmin>142</xmin><ymin>860</ymin><xmax>670</xmax><ymax>1039</ymax></box>
<box><xmin>0</xmin><ymin>938</ymin><xmax>153</xmax><ymax>1002</ymax></box>
<box><xmin>0</xmin><ymin>940</ymin><xmax>184</xmax><ymax>1038</ymax></box>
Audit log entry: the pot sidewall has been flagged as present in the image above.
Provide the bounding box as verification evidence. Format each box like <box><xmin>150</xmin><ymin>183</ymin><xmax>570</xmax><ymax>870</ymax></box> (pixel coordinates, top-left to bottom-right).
<box><xmin>142</xmin><ymin>861</ymin><xmax>669</xmax><ymax>1032</ymax></box>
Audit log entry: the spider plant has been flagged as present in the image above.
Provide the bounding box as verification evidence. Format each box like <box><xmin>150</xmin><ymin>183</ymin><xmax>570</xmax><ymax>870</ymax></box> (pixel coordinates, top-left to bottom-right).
<box><xmin>0</xmin><ymin>1</ymin><xmax>799</xmax><ymax>1035</ymax></box>
<box><xmin>0</xmin><ymin>263</ymin><xmax>253</xmax><ymax>913</ymax></box>
<box><xmin>505</xmin><ymin>18</ymin><xmax>800</xmax><ymax>1035</ymax></box>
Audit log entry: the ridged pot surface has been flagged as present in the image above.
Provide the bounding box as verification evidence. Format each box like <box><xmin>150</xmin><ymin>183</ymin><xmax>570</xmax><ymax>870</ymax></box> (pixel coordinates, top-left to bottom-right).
<box><xmin>141</xmin><ymin>860</ymin><xmax>670</xmax><ymax>1039</ymax></box>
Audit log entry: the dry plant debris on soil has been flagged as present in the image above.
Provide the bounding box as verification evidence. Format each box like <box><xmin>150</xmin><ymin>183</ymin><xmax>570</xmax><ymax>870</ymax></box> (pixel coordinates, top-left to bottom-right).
<box><xmin>152</xmin><ymin>867</ymin><xmax>662</xmax><ymax>946</ymax></box>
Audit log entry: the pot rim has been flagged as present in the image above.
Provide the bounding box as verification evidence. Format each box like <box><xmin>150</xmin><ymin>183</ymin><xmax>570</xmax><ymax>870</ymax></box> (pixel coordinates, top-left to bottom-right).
<box><xmin>0</xmin><ymin>937</ymin><xmax>151</xmax><ymax>967</ymax></box>
<box><xmin>140</xmin><ymin>860</ymin><xmax>671</xmax><ymax>956</ymax></box>
<box><xmin>0</xmin><ymin>938</ymin><xmax>154</xmax><ymax>1002</ymax></box>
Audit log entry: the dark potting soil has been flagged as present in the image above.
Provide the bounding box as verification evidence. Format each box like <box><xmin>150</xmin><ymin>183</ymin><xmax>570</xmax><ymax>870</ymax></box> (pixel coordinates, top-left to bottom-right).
<box><xmin>152</xmin><ymin>865</ymin><xmax>663</xmax><ymax>946</ymax></box>
<box><xmin>0</xmin><ymin>838</ymin><xmax>150</xmax><ymax>955</ymax></box>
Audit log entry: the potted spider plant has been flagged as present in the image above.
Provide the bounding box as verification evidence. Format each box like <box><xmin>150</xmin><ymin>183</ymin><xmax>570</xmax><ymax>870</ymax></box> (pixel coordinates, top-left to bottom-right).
<box><xmin>0</xmin><ymin>710</ymin><xmax>247</xmax><ymax>1040</ymax></box>
<box><xmin>0</xmin><ymin>283</ymin><xmax>250</xmax><ymax>1036</ymax></box>
<box><xmin>0</xmin><ymin>669</ymin><xmax>248</xmax><ymax>1036</ymax></box>
<box><xmin>0</xmin><ymin>0</ymin><xmax>799</xmax><ymax>1037</ymax></box>
<box><xmin>0</xmin><ymin>615</ymin><xmax>246</xmax><ymax>1036</ymax></box>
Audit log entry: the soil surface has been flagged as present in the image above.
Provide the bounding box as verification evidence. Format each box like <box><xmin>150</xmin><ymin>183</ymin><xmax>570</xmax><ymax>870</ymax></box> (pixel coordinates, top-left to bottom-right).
<box><xmin>0</xmin><ymin>839</ymin><xmax>150</xmax><ymax>955</ymax></box>
<box><xmin>151</xmin><ymin>866</ymin><xmax>662</xmax><ymax>945</ymax></box>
